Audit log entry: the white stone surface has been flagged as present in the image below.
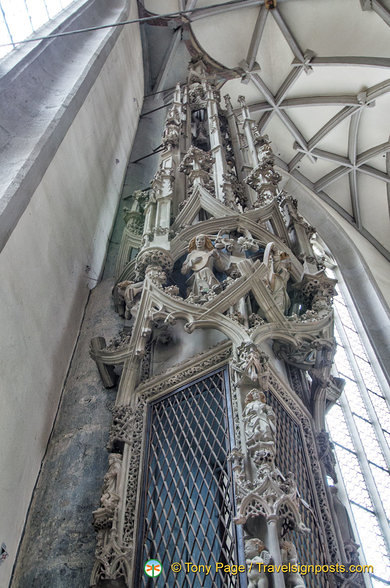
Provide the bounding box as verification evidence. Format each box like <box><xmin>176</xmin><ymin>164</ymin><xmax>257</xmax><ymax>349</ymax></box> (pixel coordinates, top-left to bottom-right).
<box><xmin>0</xmin><ymin>6</ymin><xmax>143</xmax><ymax>584</ymax></box>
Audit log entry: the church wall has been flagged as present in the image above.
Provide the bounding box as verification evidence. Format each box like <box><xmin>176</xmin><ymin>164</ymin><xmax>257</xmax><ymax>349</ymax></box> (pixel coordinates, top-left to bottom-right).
<box><xmin>0</xmin><ymin>4</ymin><xmax>144</xmax><ymax>584</ymax></box>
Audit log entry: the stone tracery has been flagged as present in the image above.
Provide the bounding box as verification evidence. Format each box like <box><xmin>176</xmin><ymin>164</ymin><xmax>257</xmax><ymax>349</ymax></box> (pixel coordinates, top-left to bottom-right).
<box><xmin>89</xmin><ymin>58</ymin><xmax>361</xmax><ymax>588</ymax></box>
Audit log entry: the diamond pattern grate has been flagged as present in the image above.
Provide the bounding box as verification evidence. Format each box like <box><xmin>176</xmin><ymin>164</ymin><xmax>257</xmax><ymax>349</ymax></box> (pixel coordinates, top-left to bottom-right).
<box><xmin>265</xmin><ymin>390</ymin><xmax>329</xmax><ymax>588</ymax></box>
<box><xmin>137</xmin><ymin>369</ymin><xmax>240</xmax><ymax>587</ymax></box>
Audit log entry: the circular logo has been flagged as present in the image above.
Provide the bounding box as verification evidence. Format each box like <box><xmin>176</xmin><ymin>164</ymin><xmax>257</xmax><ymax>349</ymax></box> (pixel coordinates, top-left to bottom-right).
<box><xmin>144</xmin><ymin>559</ymin><xmax>162</xmax><ymax>578</ymax></box>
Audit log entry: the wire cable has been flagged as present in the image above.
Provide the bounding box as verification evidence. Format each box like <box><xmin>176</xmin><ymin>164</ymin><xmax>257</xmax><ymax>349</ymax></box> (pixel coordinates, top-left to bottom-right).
<box><xmin>0</xmin><ymin>0</ymin><xmax>262</xmax><ymax>48</ymax></box>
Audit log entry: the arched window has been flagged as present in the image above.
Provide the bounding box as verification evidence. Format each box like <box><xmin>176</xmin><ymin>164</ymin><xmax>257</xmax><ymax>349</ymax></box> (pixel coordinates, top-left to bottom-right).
<box><xmin>0</xmin><ymin>0</ymin><xmax>77</xmax><ymax>59</ymax></box>
<box><xmin>313</xmin><ymin>237</ymin><xmax>390</xmax><ymax>587</ymax></box>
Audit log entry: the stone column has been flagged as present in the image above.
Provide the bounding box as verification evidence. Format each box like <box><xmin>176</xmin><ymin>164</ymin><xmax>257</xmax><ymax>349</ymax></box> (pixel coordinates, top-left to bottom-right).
<box><xmin>267</xmin><ymin>516</ymin><xmax>286</xmax><ymax>588</ymax></box>
<box><xmin>206</xmin><ymin>85</ymin><xmax>235</xmax><ymax>205</ymax></box>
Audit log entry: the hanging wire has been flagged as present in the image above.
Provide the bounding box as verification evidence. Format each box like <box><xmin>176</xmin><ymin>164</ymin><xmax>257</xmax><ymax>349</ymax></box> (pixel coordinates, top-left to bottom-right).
<box><xmin>0</xmin><ymin>0</ymin><xmax>260</xmax><ymax>48</ymax></box>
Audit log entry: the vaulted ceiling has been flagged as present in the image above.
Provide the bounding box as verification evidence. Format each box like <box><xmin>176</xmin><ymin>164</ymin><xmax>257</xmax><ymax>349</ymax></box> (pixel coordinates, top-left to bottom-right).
<box><xmin>139</xmin><ymin>0</ymin><xmax>390</xmax><ymax>262</ymax></box>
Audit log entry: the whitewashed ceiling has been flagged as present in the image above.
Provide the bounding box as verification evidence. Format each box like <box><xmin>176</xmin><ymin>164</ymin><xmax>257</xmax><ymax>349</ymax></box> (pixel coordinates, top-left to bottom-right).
<box><xmin>141</xmin><ymin>0</ymin><xmax>390</xmax><ymax>260</ymax></box>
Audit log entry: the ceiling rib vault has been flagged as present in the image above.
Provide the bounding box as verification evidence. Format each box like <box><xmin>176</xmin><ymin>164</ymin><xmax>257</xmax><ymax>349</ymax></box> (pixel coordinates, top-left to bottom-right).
<box><xmin>141</xmin><ymin>0</ymin><xmax>390</xmax><ymax>260</ymax></box>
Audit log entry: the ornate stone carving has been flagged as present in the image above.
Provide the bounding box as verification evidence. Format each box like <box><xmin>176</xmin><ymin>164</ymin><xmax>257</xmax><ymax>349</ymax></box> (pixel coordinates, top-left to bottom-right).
<box><xmin>123</xmin><ymin>400</ymin><xmax>145</xmax><ymax>547</ymax></box>
<box><xmin>273</xmin><ymin>340</ymin><xmax>317</xmax><ymax>370</ymax></box>
<box><xmin>91</xmin><ymin>453</ymin><xmax>132</xmax><ymax>587</ymax></box>
<box><xmin>122</xmin><ymin>208</ymin><xmax>144</xmax><ymax>235</ymax></box>
<box><xmin>232</xmin><ymin>377</ymin><xmax>310</xmax><ymax>538</ymax></box>
<box><xmin>280</xmin><ymin>540</ymin><xmax>306</xmax><ymax>587</ymax></box>
<box><xmin>274</xmin><ymin>337</ymin><xmax>336</xmax><ymax>375</ymax></box>
<box><xmin>187</xmin><ymin>56</ymin><xmax>209</xmax><ymax>109</ymax></box>
<box><xmin>293</xmin><ymin>271</ymin><xmax>337</xmax><ymax>317</ymax></box>
<box><xmin>229</xmin><ymin>447</ymin><xmax>246</xmax><ymax>484</ymax></box>
<box><xmin>152</xmin><ymin>166</ymin><xmax>175</xmax><ymax>195</ymax></box>
<box><xmin>135</xmin><ymin>248</ymin><xmax>173</xmax><ymax>280</ymax></box>
<box><xmin>181</xmin><ymin>233</ymin><xmax>230</xmax><ymax>300</ymax></box>
<box><xmin>237</xmin><ymin>229</ymin><xmax>260</xmax><ymax>253</ymax></box>
<box><xmin>136</xmin><ymin>342</ymin><xmax>232</xmax><ymax>398</ymax></box>
<box><xmin>90</xmin><ymin>58</ymin><xmax>353</xmax><ymax>588</ymax></box>
<box><xmin>93</xmin><ymin>453</ymin><xmax>122</xmax><ymax>530</ymax></box>
<box><xmin>285</xmin><ymin>195</ymin><xmax>316</xmax><ymax>240</ymax></box>
<box><xmin>233</xmin><ymin>343</ymin><xmax>270</xmax><ymax>388</ymax></box>
<box><xmin>115</xmin><ymin>279</ymin><xmax>144</xmax><ymax>319</ymax></box>
<box><xmin>317</xmin><ymin>431</ymin><xmax>337</xmax><ymax>483</ymax></box>
<box><xmin>264</xmin><ymin>242</ymin><xmax>292</xmax><ymax>314</ymax></box>
<box><xmin>254</xmin><ymin>133</ymin><xmax>274</xmax><ymax>166</ymax></box>
<box><xmin>234</xmin><ymin>459</ymin><xmax>310</xmax><ymax>535</ymax></box>
<box><xmin>266</xmin><ymin>371</ymin><xmax>340</xmax><ymax>562</ymax></box>
<box><xmin>243</xmin><ymin>389</ymin><xmax>276</xmax><ymax>449</ymax></box>
<box><xmin>108</xmin><ymin>405</ymin><xmax>142</xmax><ymax>451</ymax></box>
<box><xmin>90</xmin><ymin>541</ymin><xmax>131</xmax><ymax>587</ymax></box>
<box><xmin>245</xmin><ymin>163</ymin><xmax>282</xmax><ymax>206</ymax></box>
<box><xmin>106</xmin><ymin>331</ymin><xmax>132</xmax><ymax>352</ymax></box>
<box><xmin>179</xmin><ymin>145</ymin><xmax>214</xmax><ymax>194</ymax></box>
<box><xmin>162</xmin><ymin>100</ymin><xmax>181</xmax><ymax>150</ymax></box>
<box><xmin>248</xmin><ymin>313</ymin><xmax>266</xmax><ymax>330</ymax></box>
<box><xmin>90</xmin><ymin>336</ymin><xmax>132</xmax><ymax>388</ymax></box>
<box><xmin>245</xmin><ymin>538</ymin><xmax>272</xmax><ymax>588</ymax></box>
<box><xmin>222</xmin><ymin>171</ymin><xmax>247</xmax><ymax>210</ymax></box>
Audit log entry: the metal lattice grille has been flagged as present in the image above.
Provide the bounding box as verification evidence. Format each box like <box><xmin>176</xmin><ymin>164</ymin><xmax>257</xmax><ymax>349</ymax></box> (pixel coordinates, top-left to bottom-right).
<box><xmin>265</xmin><ymin>391</ymin><xmax>329</xmax><ymax>588</ymax></box>
<box><xmin>137</xmin><ymin>369</ymin><xmax>240</xmax><ymax>587</ymax></box>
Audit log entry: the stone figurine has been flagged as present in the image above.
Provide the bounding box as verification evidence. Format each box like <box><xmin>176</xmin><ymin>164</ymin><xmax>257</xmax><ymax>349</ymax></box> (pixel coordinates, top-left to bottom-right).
<box><xmin>330</xmin><ymin>486</ymin><xmax>359</xmax><ymax>563</ymax></box>
<box><xmin>181</xmin><ymin>234</ymin><xmax>228</xmax><ymax>297</ymax></box>
<box><xmin>116</xmin><ymin>280</ymin><xmax>144</xmax><ymax>320</ymax></box>
<box><xmin>243</xmin><ymin>389</ymin><xmax>276</xmax><ymax>449</ymax></box>
<box><xmin>280</xmin><ymin>540</ymin><xmax>305</xmax><ymax>587</ymax></box>
<box><xmin>245</xmin><ymin>538</ymin><xmax>271</xmax><ymax>588</ymax></box>
<box><xmin>264</xmin><ymin>242</ymin><xmax>292</xmax><ymax>314</ymax></box>
<box><xmin>93</xmin><ymin>453</ymin><xmax>122</xmax><ymax>524</ymax></box>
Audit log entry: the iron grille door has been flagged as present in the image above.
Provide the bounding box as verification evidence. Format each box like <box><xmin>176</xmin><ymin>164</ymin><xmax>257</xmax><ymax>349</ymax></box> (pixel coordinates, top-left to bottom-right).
<box><xmin>136</xmin><ymin>368</ymin><xmax>241</xmax><ymax>587</ymax></box>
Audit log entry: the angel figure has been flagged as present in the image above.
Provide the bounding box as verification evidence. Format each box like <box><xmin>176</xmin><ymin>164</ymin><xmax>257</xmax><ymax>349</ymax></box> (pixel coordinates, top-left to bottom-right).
<box><xmin>245</xmin><ymin>538</ymin><xmax>272</xmax><ymax>588</ymax></box>
<box><xmin>181</xmin><ymin>234</ymin><xmax>229</xmax><ymax>297</ymax></box>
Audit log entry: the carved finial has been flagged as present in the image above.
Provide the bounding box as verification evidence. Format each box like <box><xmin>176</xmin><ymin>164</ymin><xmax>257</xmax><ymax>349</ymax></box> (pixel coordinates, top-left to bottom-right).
<box><xmin>224</xmin><ymin>93</ymin><xmax>232</xmax><ymax>107</ymax></box>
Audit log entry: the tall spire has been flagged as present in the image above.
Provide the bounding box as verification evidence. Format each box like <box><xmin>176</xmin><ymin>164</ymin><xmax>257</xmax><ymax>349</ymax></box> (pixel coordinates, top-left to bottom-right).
<box><xmin>89</xmin><ymin>62</ymin><xmax>361</xmax><ymax>588</ymax></box>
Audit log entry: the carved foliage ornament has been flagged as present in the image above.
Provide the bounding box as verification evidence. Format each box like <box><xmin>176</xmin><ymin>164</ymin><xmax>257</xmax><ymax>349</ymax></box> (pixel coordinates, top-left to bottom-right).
<box><xmin>135</xmin><ymin>248</ymin><xmax>173</xmax><ymax>280</ymax></box>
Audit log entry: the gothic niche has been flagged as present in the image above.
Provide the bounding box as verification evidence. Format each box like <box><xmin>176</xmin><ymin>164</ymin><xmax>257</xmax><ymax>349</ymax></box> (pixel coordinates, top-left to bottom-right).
<box><xmin>191</xmin><ymin>109</ymin><xmax>210</xmax><ymax>151</ymax></box>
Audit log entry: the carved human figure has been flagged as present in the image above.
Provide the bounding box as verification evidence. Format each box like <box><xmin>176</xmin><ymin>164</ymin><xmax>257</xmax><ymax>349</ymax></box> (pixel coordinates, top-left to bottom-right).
<box><xmin>101</xmin><ymin>453</ymin><xmax>122</xmax><ymax>508</ymax></box>
<box><xmin>191</xmin><ymin>109</ymin><xmax>209</xmax><ymax>150</ymax></box>
<box><xmin>93</xmin><ymin>453</ymin><xmax>122</xmax><ymax>522</ymax></box>
<box><xmin>264</xmin><ymin>242</ymin><xmax>292</xmax><ymax>314</ymax></box>
<box><xmin>255</xmin><ymin>136</ymin><xmax>274</xmax><ymax>166</ymax></box>
<box><xmin>116</xmin><ymin>280</ymin><xmax>144</xmax><ymax>320</ymax></box>
<box><xmin>280</xmin><ymin>540</ymin><xmax>305</xmax><ymax>587</ymax></box>
<box><xmin>245</xmin><ymin>538</ymin><xmax>271</xmax><ymax>588</ymax></box>
<box><xmin>181</xmin><ymin>234</ymin><xmax>227</xmax><ymax>296</ymax></box>
<box><xmin>330</xmin><ymin>486</ymin><xmax>359</xmax><ymax>562</ymax></box>
<box><xmin>243</xmin><ymin>389</ymin><xmax>276</xmax><ymax>449</ymax></box>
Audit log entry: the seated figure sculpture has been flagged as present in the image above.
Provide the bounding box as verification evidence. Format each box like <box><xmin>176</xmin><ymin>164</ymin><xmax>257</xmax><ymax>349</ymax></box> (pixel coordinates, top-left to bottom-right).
<box><xmin>181</xmin><ymin>234</ymin><xmax>228</xmax><ymax>298</ymax></box>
